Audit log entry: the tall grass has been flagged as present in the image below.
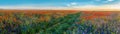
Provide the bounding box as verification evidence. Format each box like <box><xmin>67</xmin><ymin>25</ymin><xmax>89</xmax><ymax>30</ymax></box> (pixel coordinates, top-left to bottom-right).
<box><xmin>0</xmin><ymin>12</ymin><xmax>119</xmax><ymax>34</ymax></box>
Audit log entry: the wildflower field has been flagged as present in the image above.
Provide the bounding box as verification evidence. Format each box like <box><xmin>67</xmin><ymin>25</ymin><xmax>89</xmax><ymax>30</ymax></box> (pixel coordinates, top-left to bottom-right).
<box><xmin>0</xmin><ymin>10</ymin><xmax>120</xmax><ymax>34</ymax></box>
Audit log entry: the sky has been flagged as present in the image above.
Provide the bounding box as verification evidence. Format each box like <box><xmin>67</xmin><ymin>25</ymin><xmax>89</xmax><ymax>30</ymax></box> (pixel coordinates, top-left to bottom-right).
<box><xmin>0</xmin><ymin>0</ymin><xmax>120</xmax><ymax>10</ymax></box>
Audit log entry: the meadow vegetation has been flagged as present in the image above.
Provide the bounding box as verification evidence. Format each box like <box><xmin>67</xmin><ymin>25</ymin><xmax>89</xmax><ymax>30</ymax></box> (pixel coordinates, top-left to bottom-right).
<box><xmin>0</xmin><ymin>11</ymin><xmax>119</xmax><ymax>34</ymax></box>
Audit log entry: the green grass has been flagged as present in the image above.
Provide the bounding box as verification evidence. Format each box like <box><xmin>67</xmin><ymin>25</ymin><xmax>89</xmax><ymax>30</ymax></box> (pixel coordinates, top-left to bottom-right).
<box><xmin>0</xmin><ymin>12</ymin><xmax>119</xmax><ymax>34</ymax></box>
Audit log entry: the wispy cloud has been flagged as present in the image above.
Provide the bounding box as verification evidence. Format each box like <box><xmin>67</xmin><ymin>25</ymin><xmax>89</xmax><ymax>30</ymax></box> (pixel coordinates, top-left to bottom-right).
<box><xmin>0</xmin><ymin>1</ymin><xmax>120</xmax><ymax>11</ymax></box>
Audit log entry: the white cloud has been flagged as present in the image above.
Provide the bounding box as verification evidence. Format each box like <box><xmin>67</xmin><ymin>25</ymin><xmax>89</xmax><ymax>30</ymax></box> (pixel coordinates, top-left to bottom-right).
<box><xmin>0</xmin><ymin>1</ymin><xmax>120</xmax><ymax>11</ymax></box>
<box><xmin>67</xmin><ymin>2</ymin><xmax>78</xmax><ymax>7</ymax></box>
<box><xmin>71</xmin><ymin>2</ymin><xmax>77</xmax><ymax>5</ymax></box>
<box><xmin>107</xmin><ymin>0</ymin><xmax>114</xmax><ymax>2</ymax></box>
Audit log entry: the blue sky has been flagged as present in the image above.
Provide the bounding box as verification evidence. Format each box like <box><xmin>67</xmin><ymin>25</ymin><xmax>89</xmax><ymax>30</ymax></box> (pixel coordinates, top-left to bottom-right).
<box><xmin>0</xmin><ymin>0</ymin><xmax>119</xmax><ymax>6</ymax></box>
<box><xmin>0</xmin><ymin>0</ymin><xmax>120</xmax><ymax>10</ymax></box>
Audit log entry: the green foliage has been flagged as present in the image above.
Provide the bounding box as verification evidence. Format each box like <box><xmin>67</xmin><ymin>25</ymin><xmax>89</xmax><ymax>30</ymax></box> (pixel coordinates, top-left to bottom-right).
<box><xmin>0</xmin><ymin>12</ymin><xmax>119</xmax><ymax>34</ymax></box>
